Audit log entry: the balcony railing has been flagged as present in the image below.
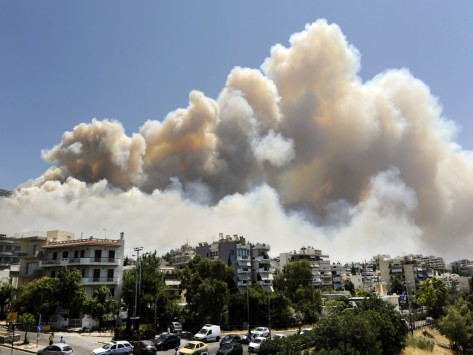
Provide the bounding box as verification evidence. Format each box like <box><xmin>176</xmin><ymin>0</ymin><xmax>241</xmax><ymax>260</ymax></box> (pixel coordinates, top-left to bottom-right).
<box><xmin>81</xmin><ymin>277</ymin><xmax>118</xmax><ymax>285</ymax></box>
<box><xmin>40</xmin><ymin>257</ymin><xmax>119</xmax><ymax>267</ymax></box>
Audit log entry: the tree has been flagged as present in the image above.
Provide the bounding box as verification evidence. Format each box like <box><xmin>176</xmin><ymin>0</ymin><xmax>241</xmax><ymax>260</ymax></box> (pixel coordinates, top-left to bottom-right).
<box><xmin>438</xmin><ymin>298</ymin><xmax>473</xmax><ymax>353</ymax></box>
<box><xmin>121</xmin><ymin>251</ymin><xmax>173</xmax><ymax>332</ymax></box>
<box><xmin>273</xmin><ymin>261</ymin><xmax>322</xmax><ymax>324</ymax></box>
<box><xmin>180</xmin><ymin>256</ymin><xmax>235</xmax><ymax>330</ymax></box>
<box><xmin>57</xmin><ymin>267</ymin><xmax>86</xmax><ymax>317</ymax></box>
<box><xmin>312</xmin><ymin>295</ymin><xmax>408</xmax><ymax>354</ymax></box>
<box><xmin>343</xmin><ymin>279</ymin><xmax>355</xmax><ymax>296</ymax></box>
<box><xmin>0</xmin><ymin>282</ymin><xmax>12</xmax><ymax>319</ymax></box>
<box><xmin>84</xmin><ymin>286</ymin><xmax>118</xmax><ymax>330</ymax></box>
<box><xmin>16</xmin><ymin>277</ymin><xmax>58</xmax><ymax>319</ymax></box>
<box><xmin>416</xmin><ymin>277</ymin><xmax>449</xmax><ymax>319</ymax></box>
<box><xmin>18</xmin><ymin>313</ymin><xmax>35</xmax><ymax>343</ymax></box>
<box><xmin>390</xmin><ymin>276</ymin><xmax>404</xmax><ymax>295</ymax></box>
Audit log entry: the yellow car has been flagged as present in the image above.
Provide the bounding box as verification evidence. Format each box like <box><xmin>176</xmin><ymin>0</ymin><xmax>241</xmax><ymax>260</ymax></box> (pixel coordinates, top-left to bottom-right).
<box><xmin>177</xmin><ymin>341</ymin><xmax>208</xmax><ymax>355</ymax></box>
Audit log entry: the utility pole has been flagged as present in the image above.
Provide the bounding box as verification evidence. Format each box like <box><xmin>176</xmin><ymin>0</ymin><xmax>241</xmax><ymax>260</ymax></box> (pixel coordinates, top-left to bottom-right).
<box><xmin>133</xmin><ymin>246</ymin><xmax>143</xmax><ymax>334</ymax></box>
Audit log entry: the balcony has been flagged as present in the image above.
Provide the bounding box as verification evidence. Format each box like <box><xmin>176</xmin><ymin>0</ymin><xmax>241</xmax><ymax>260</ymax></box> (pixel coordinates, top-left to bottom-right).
<box><xmin>237</xmin><ymin>268</ymin><xmax>251</xmax><ymax>274</ymax></box>
<box><xmin>237</xmin><ymin>280</ymin><xmax>252</xmax><ymax>287</ymax></box>
<box><xmin>81</xmin><ymin>277</ymin><xmax>118</xmax><ymax>285</ymax></box>
<box><xmin>256</xmin><ymin>267</ymin><xmax>273</xmax><ymax>274</ymax></box>
<box><xmin>41</xmin><ymin>257</ymin><xmax>119</xmax><ymax>267</ymax></box>
<box><xmin>18</xmin><ymin>269</ymin><xmax>43</xmax><ymax>278</ymax></box>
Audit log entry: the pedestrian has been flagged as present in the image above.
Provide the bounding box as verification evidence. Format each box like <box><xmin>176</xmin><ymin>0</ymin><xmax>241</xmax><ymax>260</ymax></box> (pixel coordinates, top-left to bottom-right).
<box><xmin>49</xmin><ymin>332</ymin><xmax>54</xmax><ymax>345</ymax></box>
<box><xmin>174</xmin><ymin>347</ymin><xmax>179</xmax><ymax>355</ymax></box>
<box><xmin>59</xmin><ymin>336</ymin><xmax>65</xmax><ymax>343</ymax></box>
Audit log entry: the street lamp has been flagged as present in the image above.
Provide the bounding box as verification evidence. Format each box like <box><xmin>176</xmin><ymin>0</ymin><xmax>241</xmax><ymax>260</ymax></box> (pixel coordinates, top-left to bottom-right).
<box><xmin>133</xmin><ymin>247</ymin><xmax>143</xmax><ymax>333</ymax></box>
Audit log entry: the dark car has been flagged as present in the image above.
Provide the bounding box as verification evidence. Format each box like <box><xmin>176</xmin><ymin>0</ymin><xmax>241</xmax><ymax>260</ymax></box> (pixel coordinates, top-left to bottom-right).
<box><xmin>154</xmin><ymin>334</ymin><xmax>181</xmax><ymax>351</ymax></box>
<box><xmin>216</xmin><ymin>342</ymin><xmax>243</xmax><ymax>355</ymax></box>
<box><xmin>219</xmin><ymin>334</ymin><xmax>243</xmax><ymax>346</ymax></box>
<box><xmin>133</xmin><ymin>340</ymin><xmax>157</xmax><ymax>355</ymax></box>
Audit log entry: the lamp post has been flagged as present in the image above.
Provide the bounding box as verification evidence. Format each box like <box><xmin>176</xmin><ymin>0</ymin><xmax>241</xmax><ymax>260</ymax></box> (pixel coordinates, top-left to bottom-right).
<box><xmin>133</xmin><ymin>247</ymin><xmax>143</xmax><ymax>334</ymax></box>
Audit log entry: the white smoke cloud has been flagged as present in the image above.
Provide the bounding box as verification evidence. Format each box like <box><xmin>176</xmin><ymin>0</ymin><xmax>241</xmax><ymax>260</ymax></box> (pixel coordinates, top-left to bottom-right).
<box><xmin>1</xmin><ymin>19</ymin><xmax>472</xmax><ymax>262</ymax></box>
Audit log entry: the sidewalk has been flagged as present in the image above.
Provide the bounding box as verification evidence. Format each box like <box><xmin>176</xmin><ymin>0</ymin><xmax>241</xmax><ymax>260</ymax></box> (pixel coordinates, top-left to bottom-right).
<box><xmin>0</xmin><ymin>330</ymin><xmax>114</xmax><ymax>354</ymax></box>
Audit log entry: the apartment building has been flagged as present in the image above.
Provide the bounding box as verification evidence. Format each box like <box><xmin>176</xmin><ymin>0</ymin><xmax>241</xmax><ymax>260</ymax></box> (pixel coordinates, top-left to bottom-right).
<box><xmin>379</xmin><ymin>256</ymin><xmax>436</xmax><ymax>293</ymax></box>
<box><xmin>279</xmin><ymin>246</ymin><xmax>333</xmax><ymax>288</ymax></box>
<box><xmin>169</xmin><ymin>243</ymin><xmax>196</xmax><ymax>269</ymax></box>
<box><xmin>450</xmin><ymin>259</ymin><xmax>473</xmax><ymax>277</ymax></box>
<box><xmin>251</xmin><ymin>242</ymin><xmax>273</xmax><ymax>291</ymax></box>
<box><xmin>195</xmin><ymin>234</ymin><xmax>272</xmax><ymax>292</ymax></box>
<box><xmin>39</xmin><ymin>232</ymin><xmax>125</xmax><ymax>301</ymax></box>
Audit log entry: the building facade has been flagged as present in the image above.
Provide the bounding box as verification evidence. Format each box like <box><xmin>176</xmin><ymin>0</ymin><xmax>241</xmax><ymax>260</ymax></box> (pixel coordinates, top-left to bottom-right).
<box><xmin>195</xmin><ymin>234</ymin><xmax>271</xmax><ymax>292</ymax></box>
<box><xmin>279</xmin><ymin>246</ymin><xmax>333</xmax><ymax>289</ymax></box>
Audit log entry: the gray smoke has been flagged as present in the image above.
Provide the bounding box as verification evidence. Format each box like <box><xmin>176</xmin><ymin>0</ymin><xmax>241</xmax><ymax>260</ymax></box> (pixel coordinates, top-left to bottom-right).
<box><xmin>1</xmin><ymin>20</ymin><xmax>471</xmax><ymax>262</ymax></box>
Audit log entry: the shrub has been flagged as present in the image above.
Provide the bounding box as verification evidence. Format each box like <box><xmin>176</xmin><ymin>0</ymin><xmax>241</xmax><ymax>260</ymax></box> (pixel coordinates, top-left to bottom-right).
<box><xmin>406</xmin><ymin>335</ymin><xmax>435</xmax><ymax>351</ymax></box>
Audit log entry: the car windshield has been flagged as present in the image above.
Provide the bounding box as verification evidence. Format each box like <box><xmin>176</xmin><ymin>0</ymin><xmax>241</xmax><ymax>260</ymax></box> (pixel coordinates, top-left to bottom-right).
<box><xmin>102</xmin><ymin>343</ymin><xmax>114</xmax><ymax>350</ymax></box>
<box><xmin>156</xmin><ymin>335</ymin><xmax>168</xmax><ymax>341</ymax></box>
<box><xmin>198</xmin><ymin>329</ymin><xmax>208</xmax><ymax>334</ymax></box>
<box><xmin>221</xmin><ymin>343</ymin><xmax>233</xmax><ymax>349</ymax></box>
<box><xmin>252</xmin><ymin>339</ymin><xmax>263</xmax><ymax>344</ymax></box>
<box><xmin>184</xmin><ymin>343</ymin><xmax>197</xmax><ymax>349</ymax></box>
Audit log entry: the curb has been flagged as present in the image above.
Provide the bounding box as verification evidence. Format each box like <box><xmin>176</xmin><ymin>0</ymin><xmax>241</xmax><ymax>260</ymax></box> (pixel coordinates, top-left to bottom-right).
<box><xmin>0</xmin><ymin>342</ymin><xmax>38</xmax><ymax>354</ymax></box>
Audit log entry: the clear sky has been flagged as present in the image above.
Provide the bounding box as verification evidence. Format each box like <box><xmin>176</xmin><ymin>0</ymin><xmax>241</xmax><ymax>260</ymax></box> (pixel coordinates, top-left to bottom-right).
<box><xmin>1</xmin><ymin>2</ymin><xmax>473</xmax><ymax>262</ymax></box>
<box><xmin>1</xmin><ymin>1</ymin><xmax>472</xmax><ymax>190</ymax></box>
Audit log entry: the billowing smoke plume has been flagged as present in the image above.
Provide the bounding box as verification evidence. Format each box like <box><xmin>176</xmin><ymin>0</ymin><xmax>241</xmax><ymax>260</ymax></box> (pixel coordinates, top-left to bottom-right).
<box><xmin>2</xmin><ymin>20</ymin><xmax>472</xmax><ymax>262</ymax></box>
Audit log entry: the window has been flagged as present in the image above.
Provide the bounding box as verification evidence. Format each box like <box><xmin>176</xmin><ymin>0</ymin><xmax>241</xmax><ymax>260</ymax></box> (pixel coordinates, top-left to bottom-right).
<box><xmin>94</xmin><ymin>250</ymin><xmax>102</xmax><ymax>262</ymax></box>
<box><xmin>108</xmin><ymin>250</ymin><xmax>115</xmax><ymax>262</ymax></box>
<box><xmin>80</xmin><ymin>250</ymin><xmax>85</xmax><ymax>258</ymax></box>
<box><xmin>107</xmin><ymin>269</ymin><xmax>114</xmax><ymax>282</ymax></box>
<box><xmin>110</xmin><ymin>287</ymin><xmax>115</xmax><ymax>297</ymax></box>
<box><xmin>5</xmin><ymin>246</ymin><xmax>11</xmax><ymax>252</ymax></box>
<box><xmin>62</xmin><ymin>251</ymin><xmax>68</xmax><ymax>258</ymax></box>
<box><xmin>81</xmin><ymin>269</ymin><xmax>85</xmax><ymax>277</ymax></box>
<box><xmin>52</xmin><ymin>252</ymin><xmax>57</xmax><ymax>260</ymax></box>
<box><xmin>51</xmin><ymin>270</ymin><xmax>56</xmax><ymax>278</ymax></box>
<box><xmin>93</xmin><ymin>269</ymin><xmax>100</xmax><ymax>282</ymax></box>
<box><xmin>74</xmin><ymin>250</ymin><xmax>79</xmax><ymax>258</ymax></box>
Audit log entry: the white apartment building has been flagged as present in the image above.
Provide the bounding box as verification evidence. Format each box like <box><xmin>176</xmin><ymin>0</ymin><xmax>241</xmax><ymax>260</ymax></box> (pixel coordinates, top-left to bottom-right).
<box><xmin>39</xmin><ymin>232</ymin><xmax>125</xmax><ymax>301</ymax></box>
<box><xmin>279</xmin><ymin>246</ymin><xmax>333</xmax><ymax>288</ymax></box>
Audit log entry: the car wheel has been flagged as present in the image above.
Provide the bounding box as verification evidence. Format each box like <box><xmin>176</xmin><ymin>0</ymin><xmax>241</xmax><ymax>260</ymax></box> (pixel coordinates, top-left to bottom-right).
<box><xmin>203</xmin><ymin>338</ymin><xmax>207</xmax><ymax>343</ymax></box>
<box><xmin>216</xmin><ymin>336</ymin><xmax>220</xmax><ymax>342</ymax></box>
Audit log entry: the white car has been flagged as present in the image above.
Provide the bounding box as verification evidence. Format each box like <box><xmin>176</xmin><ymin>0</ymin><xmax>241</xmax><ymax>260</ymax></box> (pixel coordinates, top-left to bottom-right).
<box><xmin>91</xmin><ymin>340</ymin><xmax>133</xmax><ymax>355</ymax></box>
<box><xmin>272</xmin><ymin>333</ymin><xmax>287</xmax><ymax>339</ymax></box>
<box><xmin>248</xmin><ymin>336</ymin><xmax>266</xmax><ymax>353</ymax></box>
<box><xmin>38</xmin><ymin>343</ymin><xmax>74</xmax><ymax>355</ymax></box>
<box><xmin>251</xmin><ymin>326</ymin><xmax>270</xmax><ymax>338</ymax></box>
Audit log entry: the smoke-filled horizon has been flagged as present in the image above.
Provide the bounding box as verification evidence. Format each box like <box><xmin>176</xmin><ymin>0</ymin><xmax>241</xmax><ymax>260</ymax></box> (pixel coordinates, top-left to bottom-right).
<box><xmin>1</xmin><ymin>20</ymin><xmax>472</xmax><ymax>263</ymax></box>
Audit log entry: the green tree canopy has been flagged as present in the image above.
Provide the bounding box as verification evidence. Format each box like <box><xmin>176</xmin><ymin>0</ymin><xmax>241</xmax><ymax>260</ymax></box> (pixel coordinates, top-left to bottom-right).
<box><xmin>416</xmin><ymin>277</ymin><xmax>449</xmax><ymax>319</ymax></box>
<box><xmin>84</xmin><ymin>286</ymin><xmax>118</xmax><ymax>330</ymax></box>
<box><xmin>180</xmin><ymin>256</ymin><xmax>235</xmax><ymax>330</ymax></box>
<box><xmin>19</xmin><ymin>313</ymin><xmax>36</xmax><ymax>343</ymax></box>
<box><xmin>57</xmin><ymin>267</ymin><xmax>86</xmax><ymax>317</ymax></box>
<box><xmin>438</xmin><ymin>298</ymin><xmax>473</xmax><ymax>353</ymax></box>
<box><xmin>16</xmin><ymin>277</ymin><xmax>58</xmax><ymax>318</ymax></box>
<box><xmin>273</xmin><ymin>261</ymin><xmax>321</xmax><ymax>324</ymax></box>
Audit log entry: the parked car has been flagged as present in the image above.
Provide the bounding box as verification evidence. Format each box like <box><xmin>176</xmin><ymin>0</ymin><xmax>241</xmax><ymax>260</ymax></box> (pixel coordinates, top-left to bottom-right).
<box><xmin>251</xmin><ymin>327</ymin><xmax>270</xmax><ymax>338</ymax></box>
<box><xmin>426</xmin><ymin>317</ymin><xmax>434</xmax><ymax>325</ymax></box>
<box><xmin>132</xmin><ymin>340</ymin><xmax>157</xmax><ymax>355</ymax></box>
<box><xmin>219</xmin><ymin>334</ymin><xmax>243</xmax><ymax>346</ymax></box>
<box><xmin>91</xmin><ymin>340</ymin><xmax>133</xmax><ymax>355</ymax></box>
<box><xmin>38</xmin><ymin>343</ymin><xmax>74</xmax><ymax>355</ymax></box>
<box><xmin>177</xmin><ymin>340</ymin><xmax>208</xmax><ymax>354</ymax></box>
<box><xmin>272</xmin><ymin>333</ymin><xmax>287</xmax><ymax>339</ymax></box>
<box><xmin>248</xmin><ymin>337</ymin><xmax>266</xmax><ymax>353</ymax></box>
<box><xmin>194</xmin><ymin>324</ymin><xmax>221</xmax><ymax>342</ymax></box>
<box><xmin>216</xmin><ymin>342</ymin><xmax>243</xmax><ymax>355</ymax></box>
<box><xmin>153</xmin><ymin>333</ymin><xmax>181</xmax><ymax>351</ymax></box>
<box><xmin>168</xmin><ymin>321</ymin><xmax>183</xmax><ymax>333</ymax></box>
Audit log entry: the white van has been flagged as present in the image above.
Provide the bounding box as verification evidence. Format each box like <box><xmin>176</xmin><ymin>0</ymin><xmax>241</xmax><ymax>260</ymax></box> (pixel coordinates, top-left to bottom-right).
<box><xmin>194</xmin><ymin>324</ymin><xmax>221</xmax><ymax>342</ymax></box>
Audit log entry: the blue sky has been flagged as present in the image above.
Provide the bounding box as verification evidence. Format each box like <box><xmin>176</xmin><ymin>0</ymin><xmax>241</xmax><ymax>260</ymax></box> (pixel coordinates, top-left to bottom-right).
<box><xmin>1</xmin><ymin>1</ymin><xmax>472</xmax><ymax>191</ymax></box>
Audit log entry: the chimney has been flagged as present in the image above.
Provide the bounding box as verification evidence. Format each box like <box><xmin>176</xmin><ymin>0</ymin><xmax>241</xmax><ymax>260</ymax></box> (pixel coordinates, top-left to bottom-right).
<box><xmin>120</xmin><ymin>232</ymin><xmax>124</xmax><ymax>240</ymax></box>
